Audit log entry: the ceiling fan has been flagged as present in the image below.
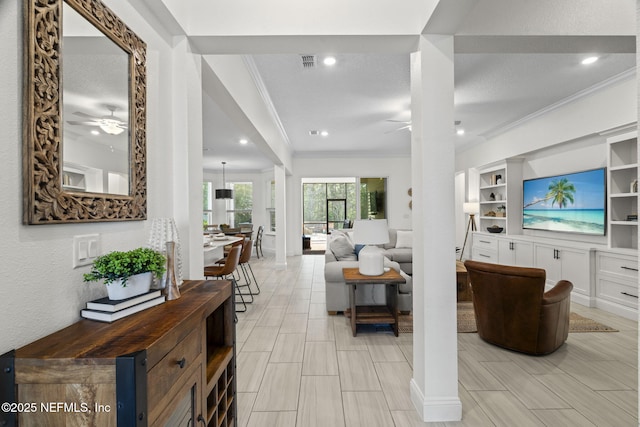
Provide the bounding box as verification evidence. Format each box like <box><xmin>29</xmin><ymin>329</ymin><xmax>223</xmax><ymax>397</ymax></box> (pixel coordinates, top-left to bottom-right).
<box><xmin>67</xmin><ymin>105</ymin><xmax>127</xmax><ymax>135</ymax></box>
<box><xmin>385</xmin><ymin>119</ymin><xmax>411</xmax><ymax>133</ymax></box>
<box><xmin>385</xmin><ymin>119</ymin><xmax>462</xmax><ymax>133</ymax></box>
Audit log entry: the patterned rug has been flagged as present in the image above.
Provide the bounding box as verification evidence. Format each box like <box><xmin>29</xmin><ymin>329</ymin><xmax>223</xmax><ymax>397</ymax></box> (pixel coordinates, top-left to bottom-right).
<box><xmin>398</xmin><ymin>302</ymin><xmax>618</xmax><ymax>334</ymax></box>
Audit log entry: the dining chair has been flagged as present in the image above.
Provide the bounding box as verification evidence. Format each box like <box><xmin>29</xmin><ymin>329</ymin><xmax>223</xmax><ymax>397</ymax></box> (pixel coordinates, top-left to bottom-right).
<box><xmin>231</xmin><ymin>238</ymin><xmax>255</xmax><ymax>303</ymax></box>
<box><xmin>238</xmin><ymin>239</ymin><xmax>260</xmax><ymax>296</ymax></box>
<box><xmin>204</xmin><ymin>245</ymin><xmax>247</xmax><ymax>312</ymax></box>
<box><xmin>254</xmin><ymin>225</ymin><xmax>264</xmax><ymax>258</ymax></box>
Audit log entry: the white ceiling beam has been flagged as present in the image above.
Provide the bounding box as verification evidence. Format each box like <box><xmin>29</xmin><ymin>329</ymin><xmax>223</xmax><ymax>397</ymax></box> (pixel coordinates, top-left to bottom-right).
<box><xmin>421</xmin><ymin>0</ymin><xmax>479</xmax><ymax>34</ymax></box>
<box><xmin>189</xmin><ymin>35</ymin><xmax>420</xmax><ymax>55</ymax></box>
<box><xmin>201</xmin><ymin>56</ymin><xmax>293</xmax><ymax>173</ymax></box>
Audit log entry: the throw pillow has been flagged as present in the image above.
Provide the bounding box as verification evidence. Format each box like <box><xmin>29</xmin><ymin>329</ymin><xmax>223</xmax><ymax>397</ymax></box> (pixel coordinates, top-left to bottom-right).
<box><xmin>354</xmin><ymin>244</ymin><xmax>365</xmax><ymax>257</ymax></box>
<box><xmin>330</xmin><ymin>235</ymin><xmax>356</xmax><ymax>261</ymax></box>
<box><xmin>395</xmin><ymin>230</ymin><xmax>413</xmax><ymax>248</ymax></box>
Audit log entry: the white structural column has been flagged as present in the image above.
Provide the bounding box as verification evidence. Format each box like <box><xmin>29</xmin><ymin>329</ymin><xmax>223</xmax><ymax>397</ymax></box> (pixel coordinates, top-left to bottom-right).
<box><xmin>274</xmin><ymin>164</ymin><xmax>287</xmax><ymax>269</ymax></box>
<box><xmin>172</xmin><ymin>36</ymin><xmax>205</xmax><ymax>280</ymax></box>
<box><xmin>410</xmin><ymin>35</ymin><xmax>461</xmax><ymax>421</ymax></box>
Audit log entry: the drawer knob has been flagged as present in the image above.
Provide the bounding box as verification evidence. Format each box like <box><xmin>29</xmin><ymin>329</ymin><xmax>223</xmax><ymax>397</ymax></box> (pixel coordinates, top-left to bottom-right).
<box><xmin>177</xmin><ymin>357</ymin><xmax>186</xmax><ymax>369</ymax></box>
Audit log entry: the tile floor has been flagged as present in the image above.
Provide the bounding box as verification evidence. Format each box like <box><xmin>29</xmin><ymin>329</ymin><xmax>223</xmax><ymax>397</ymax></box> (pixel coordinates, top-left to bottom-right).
<box><xmin>234</xmin><ymin>254</ymin><xmax>638</xmax><ymax>427</ymax></box>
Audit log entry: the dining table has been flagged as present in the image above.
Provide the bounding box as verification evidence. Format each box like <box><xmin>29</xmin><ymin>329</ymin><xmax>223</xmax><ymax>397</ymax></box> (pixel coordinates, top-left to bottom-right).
<box><xmin>203</xmin><ymin>235</ymin><xmax>244</xmax><ymax>266</ymax></box>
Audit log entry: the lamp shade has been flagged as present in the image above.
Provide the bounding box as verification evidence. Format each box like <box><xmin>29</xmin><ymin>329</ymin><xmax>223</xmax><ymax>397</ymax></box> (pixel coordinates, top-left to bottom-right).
<box><xmin>463</xmin><ymin>202</ymin><xmax>479</xmax><ymax>214</ymax></box>
<box><xmin>352</xmin><ymin>219</ymin><xmax>389</xmax><ymax>245</ymax></box>
<box><xmin>215</xmin><ymin>188</ymin><xmax>233</xmax><ymax>199</ymax></box>
<box><xmin>215</xmin><ymin>161</ymin><xmax>233</xmax><ymax>199</ymax></box>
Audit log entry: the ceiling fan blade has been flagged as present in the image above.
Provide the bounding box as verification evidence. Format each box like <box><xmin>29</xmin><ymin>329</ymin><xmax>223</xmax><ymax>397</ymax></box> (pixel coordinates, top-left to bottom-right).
<box><xmin>384</xmin><ymin>125</ymin><xmax>411</xmax><ymax>134</ymax></box>
<box><xmin>73</xmin><ymin>111</ymin><xmax>100</xmax><ymax>119</ymax></box>
<box><xmin>67</xmin><ymin>120</ymin><xmax>100</xmax><ymax>126</ymax></box>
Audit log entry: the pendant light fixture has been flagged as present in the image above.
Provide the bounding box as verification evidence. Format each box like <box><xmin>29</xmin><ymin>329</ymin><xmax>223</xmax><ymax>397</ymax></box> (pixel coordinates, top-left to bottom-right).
<box><xmin>215</xmin><ymin>161</ymin><xmax>233</xmax><ymax>199</ymax></box>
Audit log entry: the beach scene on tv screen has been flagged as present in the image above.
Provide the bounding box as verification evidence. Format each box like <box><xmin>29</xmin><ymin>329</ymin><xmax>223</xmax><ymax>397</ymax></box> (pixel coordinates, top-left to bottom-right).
<box><xmin>523</xmin><ymin>169</ymin><xmax>605</xmax><ymax>235</ymax></box>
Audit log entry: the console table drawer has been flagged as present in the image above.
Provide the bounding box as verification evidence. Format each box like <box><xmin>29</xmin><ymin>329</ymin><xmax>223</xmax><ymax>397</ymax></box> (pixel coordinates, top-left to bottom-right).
<box><xmin>598</xmin><ymin>253</ymin><xmax>638</xmax><ymax>280</ymax></box>
<box><xmin>148</xmin><ymin>326</ymin><xmax>202</xmax><ymax>413</ymax></box>
<box><xmin>597</xmin><ymin>277</ymin><xmax>639</xmax><ymax>309</ymax></box>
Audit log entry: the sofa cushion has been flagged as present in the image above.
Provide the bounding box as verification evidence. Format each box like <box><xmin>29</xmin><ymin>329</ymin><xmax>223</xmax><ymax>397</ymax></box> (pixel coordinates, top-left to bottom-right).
<box><xmin>385</xmin><ymin>248</ymin><xmax>412</xmax><ymax>263</ymax></box>
<box><xmin>395</xmin><ymin>230</ymin><xmax>413</xmax><ymax>248</ymax></box>
<box><xmin>329</xmin><ymin>235</ymin><xmax>357</xmax><ymax>261</ymax></box>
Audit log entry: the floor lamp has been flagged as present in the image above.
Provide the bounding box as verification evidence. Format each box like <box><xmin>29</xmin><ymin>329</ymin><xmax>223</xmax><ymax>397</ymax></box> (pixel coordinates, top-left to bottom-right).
<box><xmin>460</xmin><ymin>202</ymin><xmax>479</xmax><ymax>261</ymax></box>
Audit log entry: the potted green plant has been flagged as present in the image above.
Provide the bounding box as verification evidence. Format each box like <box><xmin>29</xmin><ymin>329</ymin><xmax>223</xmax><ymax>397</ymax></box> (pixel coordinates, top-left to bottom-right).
<box><xmin>84</xmin><ymin>247</ymin><xmax>166</xmax><ymax>300</ymax></box>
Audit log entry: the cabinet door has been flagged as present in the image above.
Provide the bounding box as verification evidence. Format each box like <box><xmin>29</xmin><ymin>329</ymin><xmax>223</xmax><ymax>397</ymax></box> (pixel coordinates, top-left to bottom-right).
<box><xmin>513</xmin><ymin>241</ymin><xmax>534</xmax><ymax>268</ymax></box>
<box><xmin>499</xmin><ymin>239</ymin><xmax>534</xmax><ymax>268</ymax></box>
<box><xmin>558</xmin><ymin>248</ymin><xmax>591</xmax><ymax>296</ymax></box>
<box><xmin>497</xmin><ymin>239</ymin><xmax>515</xmax><ymax>266</ymax></box>
<box><xmin>534</xmin><ymin>244</ymin><xmax>562</xmax><ymax>284</ymax></box>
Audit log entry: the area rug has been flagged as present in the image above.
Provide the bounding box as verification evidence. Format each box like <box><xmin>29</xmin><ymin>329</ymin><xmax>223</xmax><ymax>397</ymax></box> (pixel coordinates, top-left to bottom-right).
<box><xmin>398</xmin><ymin>302</ymin><xmax>618</xmax><ymax>334</ymax></box>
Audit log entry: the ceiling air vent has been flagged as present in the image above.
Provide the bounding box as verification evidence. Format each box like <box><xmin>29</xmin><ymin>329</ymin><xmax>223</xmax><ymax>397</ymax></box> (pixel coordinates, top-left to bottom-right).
<box><xmin>300</xmin><ymin>55</ymin><xmax>316</xmax><ymax>68</ymax></box>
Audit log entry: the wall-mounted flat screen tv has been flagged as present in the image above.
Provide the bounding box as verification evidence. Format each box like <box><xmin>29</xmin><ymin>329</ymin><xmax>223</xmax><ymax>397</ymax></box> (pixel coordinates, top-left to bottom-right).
<box><xmin>522</xmin><ymin>168</ymin><xmax>606</xmax><ymax>235</ymax></box>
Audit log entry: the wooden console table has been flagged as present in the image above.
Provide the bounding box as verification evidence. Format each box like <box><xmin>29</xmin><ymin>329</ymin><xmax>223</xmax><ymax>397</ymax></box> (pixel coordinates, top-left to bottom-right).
<box><xmin>456</xmin><ymin>260</ymin><xmax>472</xmax><ymax>301</ymax></box>
<box><xmin>342</xmin><ymin>268</ymin><xmax>406</xmax><ymax>337</ymax></box>
<box><xmin>1</xmin><ymin>280</ymin><xmax>236</xmax><ymax>427</ymax></box>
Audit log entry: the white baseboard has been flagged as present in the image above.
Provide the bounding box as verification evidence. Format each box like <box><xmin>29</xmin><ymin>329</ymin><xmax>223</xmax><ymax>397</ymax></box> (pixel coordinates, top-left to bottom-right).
<box><xmin>595</xmin><ymin>299</ymin><xmax>638</xmax><ymax>321</ymax></box>
<box><xmin>410</xmin><ymin>379</ymin><xmax>462</xmax><ymax>422</ymax></box>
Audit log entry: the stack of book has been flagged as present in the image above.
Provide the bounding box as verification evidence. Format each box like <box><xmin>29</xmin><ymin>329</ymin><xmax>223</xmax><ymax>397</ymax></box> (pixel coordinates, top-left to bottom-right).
<box><xmin>81</xmin><ymin>290</ymin><xmax>165</xmax><ymax>323</ymax></box>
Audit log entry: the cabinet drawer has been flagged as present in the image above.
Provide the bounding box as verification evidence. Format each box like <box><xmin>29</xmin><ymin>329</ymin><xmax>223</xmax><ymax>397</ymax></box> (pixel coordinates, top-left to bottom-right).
<box><xmin>597</xmin><ymin>277</ymin><xmax>639</xmax><ymax>309</ymax></box>
<box><xmin>472</xmin><ymin>247</ymin><xmax>497</xmax><ymax>263</ymax></box>
<box><xmin>473</xmin><ymin>235</ymin><xmax>497</xmax><ymax>251</ymax></box>
<box><xmin>598</xmin><ymin>253</ymin><xmax>638</xmax><ymax>280</ymax></box>
<box><xmin>148</xmin><ymin>326</ymin><xmax>202</xmax><ymax>411</ymax></box>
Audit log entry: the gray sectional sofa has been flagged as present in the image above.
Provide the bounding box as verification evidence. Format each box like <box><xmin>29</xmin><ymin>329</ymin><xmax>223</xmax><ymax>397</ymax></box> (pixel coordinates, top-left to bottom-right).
<box><xmin>324</xmin><ymin>229</ymin><xmax>413</xmax><ymax>313</ymax></box>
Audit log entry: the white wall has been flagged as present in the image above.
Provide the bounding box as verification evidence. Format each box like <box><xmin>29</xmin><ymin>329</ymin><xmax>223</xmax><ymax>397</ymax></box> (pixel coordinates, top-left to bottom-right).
<box><xmin>0</xmin><ymin>0</ymin><xmax>178</xmax><ymax>352</ymax></box>
<box><xmin>456</xmin><ymin>75</ymin><xmax>636</xmax><ymax>173</ymax></box>
<box><xmin>288</xmin><ymin>156</ymin><xmax>412</xmax><ymax>255</ymax></box>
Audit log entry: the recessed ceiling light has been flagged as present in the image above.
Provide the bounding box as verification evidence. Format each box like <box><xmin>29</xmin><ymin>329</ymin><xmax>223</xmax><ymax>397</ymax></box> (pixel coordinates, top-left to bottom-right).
<box><xmin>323</xmin><ymin>56</ymin><xmax>336</xmax><ymax>66</ymax></box>
<box><xmin>581</xmin><ymin>56</ymin><xmax>599</xmax><ymax>65</ymax></box>
<box><xmin>91</xmin><ymin>130</ymin><xmax>100</xmax><ymax>135</ymax></box>
<box><xmin>456</xmin><ymin>128</ymin><xmax>465</xmax><ymax>136</ymax></box>
<box><xmin>320</xmin><ymin>130</ymin><xmax>329</xmax><ymax>137</ymax></box>
<box><xmin>239</xmin><ymin>139</ymin><xmax>248</xmax><ymax>145</ymax></box>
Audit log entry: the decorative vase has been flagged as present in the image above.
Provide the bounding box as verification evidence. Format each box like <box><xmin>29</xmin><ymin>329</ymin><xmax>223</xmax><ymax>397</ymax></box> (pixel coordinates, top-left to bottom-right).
<box><xmin>106</xmin><ymin>272</ymin><xmax>153</xmax><ymax>300</ymax></box>
<box><xmin>148</xmin><ymin>218</ymin><xmax>183</xmax><ymax>288</ymax></box>
<box><xmin>163</xmin><ymin>241</ymin><xmax>181</xmax><ymax>300</ymax></box>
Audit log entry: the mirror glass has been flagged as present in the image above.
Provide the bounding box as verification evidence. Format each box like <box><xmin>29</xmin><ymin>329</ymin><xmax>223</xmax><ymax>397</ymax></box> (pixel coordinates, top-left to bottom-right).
<box><xmin>62</xmin><ymin>2</ymin><xmax>130</xmax><ymax>195</ymax></box>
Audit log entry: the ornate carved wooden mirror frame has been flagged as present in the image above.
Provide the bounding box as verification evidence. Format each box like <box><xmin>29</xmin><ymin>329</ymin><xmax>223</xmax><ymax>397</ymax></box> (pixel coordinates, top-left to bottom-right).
<box><xmin>23</xmin><ymin>0</ymin><xmax>147</xmax><ymax>224</ymax></box>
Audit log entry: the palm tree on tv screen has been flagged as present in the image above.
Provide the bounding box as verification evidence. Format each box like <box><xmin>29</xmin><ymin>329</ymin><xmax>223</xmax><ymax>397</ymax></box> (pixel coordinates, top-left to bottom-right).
<box><xmin>546</xmin><ymin>178</ymin><xmax>576</xmax><ymax>208</ymax></box>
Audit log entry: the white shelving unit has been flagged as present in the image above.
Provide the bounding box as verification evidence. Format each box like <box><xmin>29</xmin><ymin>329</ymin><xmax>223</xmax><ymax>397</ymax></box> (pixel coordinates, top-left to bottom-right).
<box><xmin>476</xmin><ymin>160</ymin><xmax>522</xmax><ymax>235</ymax></box>
<box><xmin>607</xmin><ymin>131</ymin><xmax>638</xmax><ymax>250</ymax></box>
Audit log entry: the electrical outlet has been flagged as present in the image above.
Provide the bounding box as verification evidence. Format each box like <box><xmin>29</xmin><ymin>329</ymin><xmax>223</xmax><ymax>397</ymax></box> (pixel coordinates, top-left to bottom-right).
<box><xmin>73</xmin><ymin>234</ymin><xmax>100</xmax><ymax>268</ymax></box>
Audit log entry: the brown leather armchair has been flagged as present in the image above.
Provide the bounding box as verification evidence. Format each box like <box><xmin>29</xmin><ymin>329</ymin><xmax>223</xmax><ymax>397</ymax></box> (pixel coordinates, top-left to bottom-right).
<box><xmin>463</xmin><ymin>260</ymin><xmax>573</xmax><ymax>355</ymax></box>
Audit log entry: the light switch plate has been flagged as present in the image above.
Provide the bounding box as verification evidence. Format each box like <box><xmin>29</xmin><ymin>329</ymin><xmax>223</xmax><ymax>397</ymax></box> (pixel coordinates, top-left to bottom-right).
<box><xmin>73</xmin><ymin>234</ymin><xmax>100</xmax><ymax>268</ymax></box>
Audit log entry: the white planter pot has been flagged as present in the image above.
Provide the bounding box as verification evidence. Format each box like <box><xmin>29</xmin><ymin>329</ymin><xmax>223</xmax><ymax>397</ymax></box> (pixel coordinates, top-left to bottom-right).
<box><xmin>106</xmin><ymin>272</ymin><xmax>153</xmax><ymax>300</ymax></box>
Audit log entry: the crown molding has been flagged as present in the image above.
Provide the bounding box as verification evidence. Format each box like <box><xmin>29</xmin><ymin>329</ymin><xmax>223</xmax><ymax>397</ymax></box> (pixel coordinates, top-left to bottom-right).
<box><xmin>482</xmin><ymin>66</ymin><xmax>637</xmax><ymax>140</ymax></box>
<box><xmin>243</xmin><ymin>55</ymin><xmax>292</xmax><ymax>147</ymax></box>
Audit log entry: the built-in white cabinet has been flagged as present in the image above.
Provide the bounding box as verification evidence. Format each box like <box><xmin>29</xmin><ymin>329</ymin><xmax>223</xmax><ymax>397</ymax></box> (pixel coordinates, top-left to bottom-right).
<box><xmin>471</xmin><ymin>234</ymin><xmax>498</xmax><ymax>263</ymax></box>
<box><xmin>533</xmin><ymin>243</ymin><xmax>593</xmax><ymax>304</ymax></box>
<box><xmin>497</xmin><ymin>238</ymin><xmax>534</xmax><ymax>268</ymax></box>
<box><xmin>476</xmin><ymin>160</ymin><xmax>522</xmax><ymax>235</ymax></box>
<box><xmin>607</xmin><ymin>131</ymin><xmax>638</xmax><ymax>250</ymax></box>
<box><xmin>595</xmin><ymin>250</ymin><xmax>638</xmax><ymax>320</ymax></box>
<box><xmin>471</xmin><ymin>232</ymin><xmax>597</xmax><ymax>306</ymax></box>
